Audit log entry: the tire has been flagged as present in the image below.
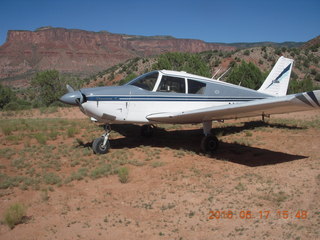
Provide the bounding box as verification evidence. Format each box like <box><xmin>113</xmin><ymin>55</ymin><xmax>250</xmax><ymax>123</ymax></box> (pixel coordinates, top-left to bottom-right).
<box><xmin>92</xmin><ymin>137</ymin><xmax>110</xmax><ymax>154</ymax></box>
<box><xmin>201</xmin><ymin>135</ymin><xmax>219</xmax><ymax>153</ymax></box>
<box><xmin>141</xmin><ymin>125</ymin><xmax>154</xmax><ymax>137</ymax></box>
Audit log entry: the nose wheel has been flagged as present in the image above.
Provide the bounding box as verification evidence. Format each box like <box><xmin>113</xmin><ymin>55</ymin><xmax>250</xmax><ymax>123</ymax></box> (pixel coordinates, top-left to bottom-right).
<box><xmin>92</xmin><ymin>125</ymin><xmax>111</xmax><ymax>154</ymax></box>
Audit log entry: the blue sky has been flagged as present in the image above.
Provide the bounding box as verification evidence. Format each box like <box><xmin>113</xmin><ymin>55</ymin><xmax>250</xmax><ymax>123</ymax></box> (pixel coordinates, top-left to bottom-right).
<box><xmin>0</xmin><ymin>0</ymin><xmax>319</xmax><ymax>45</ymax></box>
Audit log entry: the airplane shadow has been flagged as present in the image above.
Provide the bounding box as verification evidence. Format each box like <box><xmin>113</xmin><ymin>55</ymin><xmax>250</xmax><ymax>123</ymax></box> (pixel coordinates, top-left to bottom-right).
<box><xmin>213</xmin><ymin>142</ymin><xmax>306</xmax><ymax>167</ymax></box>
<box><xmin>211</xmin><ymin>120</ymin><xmax>305</xmax><ymax>136</ymax></box>
<box><xmin>104</xmin><ymin>123</ymin><xmax>307</xmax><ymax>167</ymax></box>
<box><xmin>110</xmin><ymin>120</ymin><xmax>304</xmax><ymax>138</ymax></box>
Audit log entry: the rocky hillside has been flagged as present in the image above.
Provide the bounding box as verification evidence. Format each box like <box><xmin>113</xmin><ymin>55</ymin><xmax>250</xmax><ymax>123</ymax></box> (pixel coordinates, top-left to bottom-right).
<box><xmin>301</xmin><ymin>35</ymin><xmax>320</xmax><ymax>50</ymax></box>
<box><xmin>92</xmin><ymin>42</ymin><xmax>320</xmax><ymax>89</ymax></box>
<box><xmin>0</xmin><ymin>27</ymin><xmax>234</xmax><ymax>87</ymax></box>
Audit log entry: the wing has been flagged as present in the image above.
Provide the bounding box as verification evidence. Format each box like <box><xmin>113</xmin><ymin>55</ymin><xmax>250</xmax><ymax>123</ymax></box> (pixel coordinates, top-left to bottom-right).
<box><xmin>147</xmin><ymin>90</ymin><xmax>320</xmax><ymax>124</ymax></box>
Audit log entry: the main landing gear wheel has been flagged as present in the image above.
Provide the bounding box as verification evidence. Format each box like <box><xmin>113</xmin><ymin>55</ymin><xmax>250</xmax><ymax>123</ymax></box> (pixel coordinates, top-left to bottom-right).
<box><xmin>141</xmin><ymin>125</ymin><xmax>154</xmax><ymax>137</ymax></box>
<box><xmin>92</xmin><ymin>124</ymin><xmax>111</xmax><ymax>154</ymax></box>
<box><xmin>92</xmin><ymin>137</ymin><xmax>110</xmax><ymax>154</ymax></box>
<box><xmin>201</xmin><ymin>135</ymin><xmax>219</xmax><ymax>153</ymax></box>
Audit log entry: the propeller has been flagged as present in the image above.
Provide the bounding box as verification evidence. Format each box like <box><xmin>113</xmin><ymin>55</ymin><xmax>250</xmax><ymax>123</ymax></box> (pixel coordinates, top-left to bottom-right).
<box><xmin>59</xmin><ymin>85</ymin><xmax>86</xmax><ymax>106</ymax></box>
<box><xmin>66</xmin><ymin>84</ymin><xmax>75</xmax><ymax>93</ymax></box>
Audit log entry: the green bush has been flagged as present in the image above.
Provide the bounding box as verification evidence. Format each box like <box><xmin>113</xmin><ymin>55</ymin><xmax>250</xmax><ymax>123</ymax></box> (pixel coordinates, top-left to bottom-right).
<box><xmin>0</xmin><ymin>84</ymin><xmax>15</xmax><ymax>109</ymax></box>
<box><xmin>3</xmin><ymin>99</ymin><xmax>32</xmax><ymax>111</ymax></box>
<box><xmin>288</xmin><ymin>78</ymin><xmax>318</xmax><ymax>94</ymax></box>
<box><xmin>34</xmin><ymin>133</ymin><xmax>47</xmax><ymax>145</ymax></box>
<box><xmin>274</xmin><ymin>48</ymin><xmax>282</xmax><ymax>55</ymax></box>
<box><xmin>153</xmin><ymin>52</ymin><xmax>211</xmax><ymax>77</ymax></box>
<box><xmin>42</xmin><ymin>172</ymin><xmax>61</xmax><ymax>185</ymax></box>
<box><xmin>3</xmin><ymin>203</ymin><xmax>27</xmax><ymax>229</ymax></box>
<box><xmin>117</xmin><ymin>167</ymin><xmax>129</xmax><ymax>183</ymax></box>
<box><xmin>67</xmin><ymin>127</ymin><xmax>77</xmax><ymax>138</ymax></box>
<box><xmin>226</xmin><ymin>61</ymin><xmax>265</xmax><ymax>90</ymax></box>
<box><xmin>119</xmin><ymin>73</ymin><xmax>138</xmax><ymax>85</ymax></box>
<box><xmin>244</xmin><ymin>50</ymin><xmax>250</xmax><ymax>56</ymax></box>
<box><xmin>3</xmin><ymin>102</ymin><xmax>20</xmax><ymax>111</ymax></box>
<box><xmin>30</xmin><ymin>70</ymin><xmax>84</xmax><ymax>107</ymax></box>
<box><xmin>90</xmin><ymin>164</ymin><xmax>113</xmax><ymax>179</ymax></box>
<box><xmin>31</xmin><ymin>70</ymin><xmax>63</xmax><ymax>106</ymax></box>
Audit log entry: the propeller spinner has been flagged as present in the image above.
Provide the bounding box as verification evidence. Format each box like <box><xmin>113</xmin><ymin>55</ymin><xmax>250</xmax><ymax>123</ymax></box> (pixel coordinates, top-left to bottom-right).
<box><xmin>59</xmin><ymin>85</ymin><xmax>86</xmax><ymax>106</ymax></box>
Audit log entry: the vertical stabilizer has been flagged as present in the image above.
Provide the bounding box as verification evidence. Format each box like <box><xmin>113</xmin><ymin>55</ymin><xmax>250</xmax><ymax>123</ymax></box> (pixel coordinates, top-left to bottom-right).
<box><xmin>258</xmin><ymin>56</ymin><xmax>294</xmax><ymax>96</ymax></box>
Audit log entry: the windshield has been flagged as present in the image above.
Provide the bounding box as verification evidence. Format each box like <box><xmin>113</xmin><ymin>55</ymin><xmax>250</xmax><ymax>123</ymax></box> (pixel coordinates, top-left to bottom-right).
<box><xmin>128</xmin><ymin>71</ymin><xmax>159</xmax><ymax>91</ymax></box>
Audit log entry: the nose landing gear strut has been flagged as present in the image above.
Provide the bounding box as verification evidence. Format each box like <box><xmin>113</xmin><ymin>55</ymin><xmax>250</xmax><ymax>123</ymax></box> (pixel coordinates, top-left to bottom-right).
<box><xmin>92</xmin><ymin>125</ymin><xmax>111</xmax><ymax>154</ymax></box>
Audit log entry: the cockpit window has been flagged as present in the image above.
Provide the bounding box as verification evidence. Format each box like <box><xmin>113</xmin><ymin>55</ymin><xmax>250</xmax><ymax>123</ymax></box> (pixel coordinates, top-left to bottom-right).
<box><xmin>129</xmin><ymin>72</ymin><xmax>159</xmax><ymax>91</ymax></box>
<box><xmin>188</xmin><ymin>79</ymin><xmax>206</xmax><ymax>94</ymax></box>
<box><xmin>157</xmin><ymin>76</ymin><xmax>186</xmax><ymax>93</ymax></box>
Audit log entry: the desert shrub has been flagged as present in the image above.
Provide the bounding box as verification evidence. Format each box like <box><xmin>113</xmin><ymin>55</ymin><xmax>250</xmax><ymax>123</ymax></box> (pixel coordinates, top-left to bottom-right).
<box><xmin>3</xmin><ymin>203</ymin><xmax>27</xmax><ymax>229</ymax></box>
<box><xmin>67</xmin><ymin>127</ymin><xmax>77</xmax><ymax>138</ymax></box>
<box><xmin>0</xmin><ymin>84</ymin><xmax>15</xmax><ymax>109</ymax></box>
<box><xmin>117</xmin><ymin>167</ymin><xmax>129</xmax><ymax>183</ymax></box>
<box><xmin>153</xmin><ymin>52</ymin><xmax>211</xmax><ymax>77</ymax></box>
<box><xmin>3</xmin><ymin>102</ymin><xmax>20</xmax><ymax>111</ymax></box>
<box><xmin>226</xmin><ymin>60</ymin><xmax>265</xmax><ymax>90</ymax></box>
<box><xmin>31</xmin><ymin>70</ymin><xmax>84</xmax><ymax>107</ymax></box>
<box><xmin>42</xmin><ymin>172</ymin><xmax>61</xmax><ymax>185</ymax></box>
<box><xmin>67</xmin><ymin>168</ymin><xmax>88</xmax><ymax>182</ymax></box>
<box><xmin>34</xmin><ymin>133</ymin><xmax>47</xmax><ymax>145</ymax></box>
<box><xmin>119</xmin><ymin>73</ymin><xmax>138</xmax><ymax>85</ymax></box>
<box><xmin>274</xmin><ymin>48</ymin><xmax>282</xmax><ymax>55</ymax></box>
<box><xmin>1</xmin><ymin>125</ymin><xmax>13</xmax><ymax>136</ymax></box>
<box><xmin>288</xmin><ymin>78</ymin><xmax>318</xmax><ymax>94</ymax></box>
<box><xmin>90</xmin><ymin>164</ymin><xmax>113</xmax><ymax>179</ymax></box>
<box><xmin>2</xmin><ymin>99</ymin><xmax>32</xmax><ymax>111</ymax></box>
<box><xmin>31</xmin><ymin>70</ymin><xmax>63</xmax><ymax>106</ymax></box>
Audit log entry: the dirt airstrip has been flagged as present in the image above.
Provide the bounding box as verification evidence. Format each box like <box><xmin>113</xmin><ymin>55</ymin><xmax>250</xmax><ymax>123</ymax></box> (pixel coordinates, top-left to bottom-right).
<box><xmin>0</xmin><ymin>108</ymin><xmax>319</xmax><ymax>240</ymax></box>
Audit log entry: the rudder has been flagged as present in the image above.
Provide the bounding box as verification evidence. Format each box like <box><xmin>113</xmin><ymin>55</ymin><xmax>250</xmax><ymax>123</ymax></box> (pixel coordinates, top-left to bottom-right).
<box><xmin>258</xmin><ymin>56</ymin><xmax>294</xmax><ymax>96</ymax></box>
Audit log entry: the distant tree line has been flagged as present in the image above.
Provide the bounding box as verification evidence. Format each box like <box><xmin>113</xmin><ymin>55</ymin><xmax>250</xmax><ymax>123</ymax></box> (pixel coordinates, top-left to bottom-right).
<box><xmin>0</xmin><ymin>84</ymin><xmax>31</xmax><ymax>111</ymax></box>
<box><xmin>0</xmin><ymin>70</ymin><xmax>85</xmax><ymax>111</ymax></box>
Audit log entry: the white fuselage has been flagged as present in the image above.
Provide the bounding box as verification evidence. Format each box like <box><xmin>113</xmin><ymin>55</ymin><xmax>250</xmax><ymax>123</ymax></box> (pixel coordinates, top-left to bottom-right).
<box><xmin>78</xmin><ymin>70</ymin><xmax>268</xmax><ymax>124</ymax></box>
<box><xmin>81</xmin><ymin>97</ymin><xmax>229</xmax><ymax>124</ymax></box>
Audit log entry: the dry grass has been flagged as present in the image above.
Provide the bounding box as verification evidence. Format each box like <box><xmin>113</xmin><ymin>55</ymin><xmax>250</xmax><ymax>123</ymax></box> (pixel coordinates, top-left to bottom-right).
<box><xmin>0</xmin><ymin>109</ymin><xmax>320</xmax><ymax>239</ymax></box>
<box><xmin>3</xmin><ymin>203</ymin><xmax>27</xmax><ymax>229</ymax></box>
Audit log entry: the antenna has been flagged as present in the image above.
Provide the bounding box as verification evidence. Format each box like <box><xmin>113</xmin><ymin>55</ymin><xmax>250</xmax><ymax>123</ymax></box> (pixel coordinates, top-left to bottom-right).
<box><xmin>217</xmin><ymin>67</ymin><xmax>231</xmax><ymax>81</ymax></box>
<box><xmin>211</xmin><ymin>68</ymin><xmax>221</xmax><ymax>79</ymax></box>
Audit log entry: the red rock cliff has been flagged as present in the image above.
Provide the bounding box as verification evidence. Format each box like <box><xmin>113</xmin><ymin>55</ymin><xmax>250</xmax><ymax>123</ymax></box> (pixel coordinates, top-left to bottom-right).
<box><xmin>0</xmin><ymin>27</ymin><xmax>235</xmax><ymax>86</ymax></box>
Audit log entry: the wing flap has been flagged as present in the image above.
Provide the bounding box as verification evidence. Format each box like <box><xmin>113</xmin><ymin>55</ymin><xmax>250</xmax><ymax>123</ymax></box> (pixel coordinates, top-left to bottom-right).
<box><xmin>147</xmin><ymin>90</ymin><xmax>320</xmax><ymax>124</ymax></box>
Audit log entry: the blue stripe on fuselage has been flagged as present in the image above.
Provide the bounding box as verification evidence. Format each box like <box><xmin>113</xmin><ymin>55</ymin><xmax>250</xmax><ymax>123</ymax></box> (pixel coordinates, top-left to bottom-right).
<box><xmin>86</xmin><ymin>96</ymin><xmax>263</xmax><ymax>102</ymax></box>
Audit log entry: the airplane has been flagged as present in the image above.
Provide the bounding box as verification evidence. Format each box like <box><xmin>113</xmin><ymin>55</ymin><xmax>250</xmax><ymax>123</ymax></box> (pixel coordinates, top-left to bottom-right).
<box><xmin>60</xmin><ymin>56</ymin><xmax>320</xmax><ymax>154</ymax></box>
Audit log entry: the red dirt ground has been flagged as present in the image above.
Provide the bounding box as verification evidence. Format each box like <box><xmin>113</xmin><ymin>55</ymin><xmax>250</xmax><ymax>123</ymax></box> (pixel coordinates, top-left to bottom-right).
<box><xmin>0</xmin><ymin>108</ymin><xmax>319</xmax><ymax>240</ymax></box>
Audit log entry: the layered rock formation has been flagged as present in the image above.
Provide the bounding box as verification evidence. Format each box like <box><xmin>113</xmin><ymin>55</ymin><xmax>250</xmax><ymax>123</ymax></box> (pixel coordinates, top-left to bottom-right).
<box><xmin>0</xmin><ymin>27</ymin><xmax>235</xmax><ymax>86</ymax></box>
